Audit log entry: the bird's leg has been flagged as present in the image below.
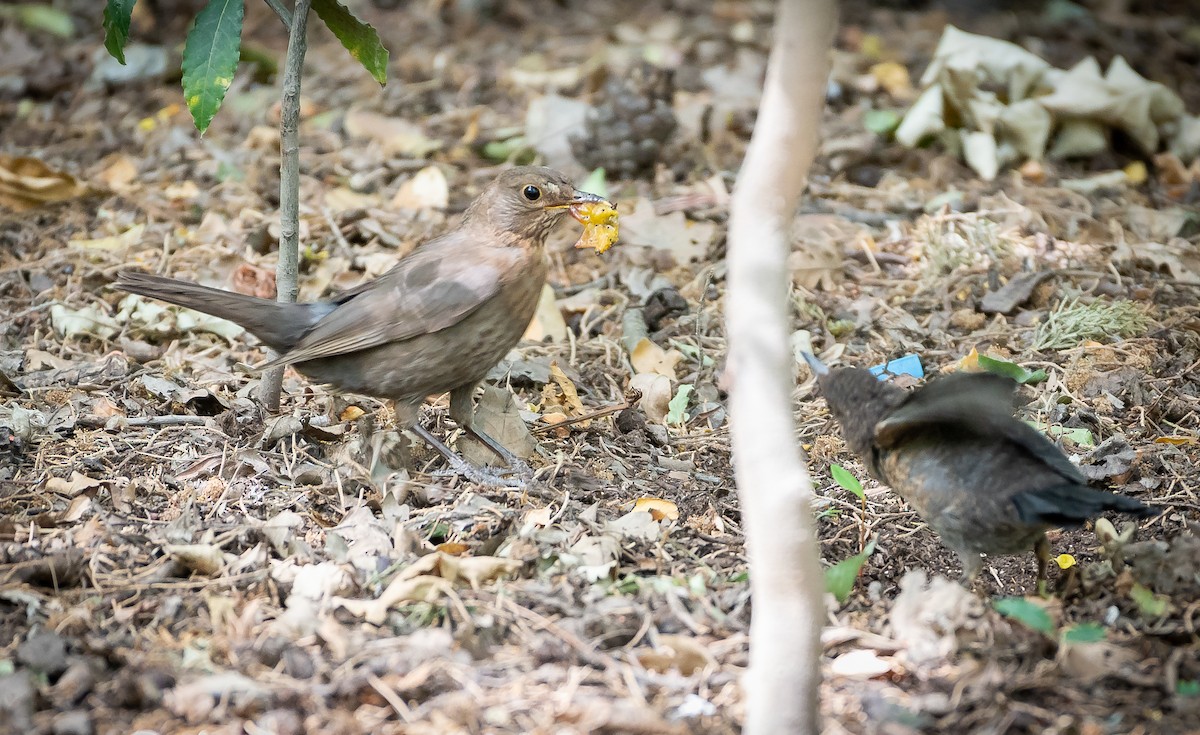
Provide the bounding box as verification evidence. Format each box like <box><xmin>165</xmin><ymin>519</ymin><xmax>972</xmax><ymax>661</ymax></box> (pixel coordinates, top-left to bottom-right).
<box><xmin>1034</xmin><ymin>535</ymin><xmax>1051</xmax><ymax>597</ymax></box>
<box><xmin>958</xmin><ymin>549</ymin><xmax>984</xmax><ymax>591</ymax></box>
<box><xmin>449</xmin><ymin>385</ymin><xmax>534</xmax><ymax>481</ymax></box>
<box><xmin>410</xmin><ymin>422</ymin><xmax>523</xmax><ymax>488</ymax></box>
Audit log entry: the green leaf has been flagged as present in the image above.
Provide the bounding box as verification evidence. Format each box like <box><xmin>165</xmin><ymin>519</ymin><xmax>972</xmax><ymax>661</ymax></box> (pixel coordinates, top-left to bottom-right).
<box><xmin>863</xmin><ymin>109</ymin><xmax>901</xmax><ymax>136</ymax></box>
<box><xmin>312</xmin><ymin>0</ymin><xmax>389</xmax><ymax>86</ymax></box>
<box><xmin>1026</xmin><ymin>420</ymin><xmax>1095</xmax><ymax>448</ymax></box>
<box><xmin>977</xmin><ymin>354</ymin><xmax>1048</xmax><ymax>385</ymax></box>
<box><xmin>579</xmin><ymin>167</ymin><xmax>608</xmax><ymax>200</ymax></box>
<box><xmin>1130</xmin><ymin>583</ymin><xmax>1170</xmax><ymax>618</ymax></box>
<box><xmin>1061</xmin><ymin>622</ymin><xmax>1106</xmax><ymax>643</ymax></box>
<box><xmin>994</xmin><ymin>597</ymin><xmax>1055</xmax><ymax>635</ymax></box>
<box><xmin>102</xmin><ymin>0</ymin><xmax>136</xmax><ymax>63</ymax></box>
<box><xmin>830</xmin><ymin>463</ymin><xmax>865</xmax><ymax>501</ymax></box>
<box><xmin>181</xmin><ymin>0</ymin><xmax>245</xmax><ymax>134</ymax></box>
<box><xmin>666</xmin><ymin>384</ymin><xmax>694</xmax><ymax>426</ymax></box>
<box><xmin>824</xmin><ymin>539</ymin><xmax>875</xmax><ymax>605</ymax></box>
<box><xmin>4</xmin><ymin>4</ymin><xmax>75</xmax><ymax>37</ymax></box>
<box><xmin>482</xmin><ymin>137</ymin><xmax>533</xmax><ymax>163</ymax></box>
<box><xmin>1177</xmin><ymin>680</ymin><xmax>1200</xmax><ymax>698</ymax></box>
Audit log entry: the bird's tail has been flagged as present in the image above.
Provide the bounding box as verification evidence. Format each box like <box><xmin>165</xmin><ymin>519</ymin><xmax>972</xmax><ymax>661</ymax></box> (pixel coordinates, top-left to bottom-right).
<box><xmin>113</xmin><ymin>270</ymin><xmax>319</xmax><ymax>353</ymax></box>
<box><xmin>1012</xmin><ymin>483</ymin><xmax>1158</xmax><ymax>527</ymax></box>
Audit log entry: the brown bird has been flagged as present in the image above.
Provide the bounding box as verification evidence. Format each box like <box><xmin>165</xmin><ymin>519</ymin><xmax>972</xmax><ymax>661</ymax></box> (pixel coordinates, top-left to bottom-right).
<box><xmin>803</xmin><ymin>353</ymin><xmax>1157</xmax><ymax>592</ymax></box>
<box><xmin>115</xmin><ymin>166</ymin><xmax>609</xmax><ymax>484</ymax></box>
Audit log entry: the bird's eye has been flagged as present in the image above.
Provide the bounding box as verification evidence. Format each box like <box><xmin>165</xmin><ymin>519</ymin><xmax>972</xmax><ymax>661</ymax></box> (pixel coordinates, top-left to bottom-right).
<box><xmin>522</xmin><ymin>185</ymin><xmax>542</xmax><ymax>201</ymax></box>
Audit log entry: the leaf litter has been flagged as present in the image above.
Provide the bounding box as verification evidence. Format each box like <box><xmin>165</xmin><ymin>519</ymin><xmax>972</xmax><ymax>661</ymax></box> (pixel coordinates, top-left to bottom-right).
<box><xmin>1</xmin><ymin>1</ymin><xmax>1200</xmax><ymax>734</ymax></box>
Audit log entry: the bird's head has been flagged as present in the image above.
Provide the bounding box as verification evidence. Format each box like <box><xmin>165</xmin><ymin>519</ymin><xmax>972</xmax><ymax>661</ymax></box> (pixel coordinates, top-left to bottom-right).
<box><xmin>466</xmin><ymin>166</ymin><xmax>609</xmax><ymax>245</ymax></box>
<box><xmin>802</xmin><ymin>353</ymin><xmax>907</xmax><ymax>456</ymax></box>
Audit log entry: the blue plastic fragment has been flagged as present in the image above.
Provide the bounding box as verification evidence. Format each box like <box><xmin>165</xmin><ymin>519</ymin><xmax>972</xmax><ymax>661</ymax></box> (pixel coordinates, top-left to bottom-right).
<box><xmin>869</xmin><ymin>353</ymin><xmax>924</xmax><ymax>381</ymax></box>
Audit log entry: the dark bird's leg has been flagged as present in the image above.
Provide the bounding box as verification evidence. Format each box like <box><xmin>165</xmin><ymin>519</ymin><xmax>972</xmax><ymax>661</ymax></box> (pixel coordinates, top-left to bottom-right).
<box><xmin>386</xmin><ymin>400</ymin><xmax>523</xmax><ymax>488</ymax></box>
<box><xmin>1034</xmin><ymin>535</ymin><xmax>1051</xmax><ymax>597</ymax></box>
<box><xmin>958</xmin><ymin>549</ymin><xmax>984</xmax><ymax>588</ymax></box>
<box><xmin>448</xmin><ymin>384</ymin><xmax>534</xmax><ymax>481</ymax></box>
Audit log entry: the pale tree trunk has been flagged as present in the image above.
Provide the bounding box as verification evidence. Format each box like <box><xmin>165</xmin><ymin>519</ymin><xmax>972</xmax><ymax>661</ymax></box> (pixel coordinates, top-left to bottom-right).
<box><xmin>726</xmin><ymin>0</ymin><xmax>838</xmax><ymax>732</ymax></box>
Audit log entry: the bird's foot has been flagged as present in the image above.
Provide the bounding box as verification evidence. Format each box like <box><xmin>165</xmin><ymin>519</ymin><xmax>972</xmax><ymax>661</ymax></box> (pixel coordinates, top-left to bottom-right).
<box><xmin>496</xmin><ymin>455</ymin><xmax>535</xmax><ymax>483</ymax></box>
<box><xmin>432</xmin><ymin>456</ymin><xmax>525</xmax><ymax>488</ymax></box>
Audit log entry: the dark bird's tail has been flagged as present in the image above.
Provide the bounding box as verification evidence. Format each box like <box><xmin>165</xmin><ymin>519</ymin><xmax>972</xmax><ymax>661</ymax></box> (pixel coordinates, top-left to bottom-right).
<box><xmin>113</xmin><ymin>271</ymin><xmax>327</xmax><ymax>353</ymax></box>
<box><xmin>1012</xmin><ymin>484</ymin><xmax>1158</xmax><ymax>527</ymax></box>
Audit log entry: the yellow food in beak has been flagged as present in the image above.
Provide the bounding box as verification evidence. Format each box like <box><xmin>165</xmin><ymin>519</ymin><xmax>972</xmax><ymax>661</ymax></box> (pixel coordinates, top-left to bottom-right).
<box><xmin>569</xmin><ymin>200</ymin><xmax>619</xmax><ymax>254</ymax></box>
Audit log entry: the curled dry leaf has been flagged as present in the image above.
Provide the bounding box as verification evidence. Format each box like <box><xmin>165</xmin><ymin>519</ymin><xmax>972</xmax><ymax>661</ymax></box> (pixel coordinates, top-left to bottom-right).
<box><xmin>68</xmin><ymin>224</ymin><xmax>145</xmax><ymax>253</ymax></box>
<box><xmin>630</xmin><ymin>338</ymin><xmax>684</xmax><ymax>378</ymax></box>
<box><xmin>633</xmin><ymin>497</ymin><xmax>679</xmax><ymax>522</ymax></box>
<box><xmin>635</xmin><ymin>634</ymin><xmax>716</xmax><ymax>675</ymax></box>
<box><xmin>44</xmin><ymin>471</ymin><xmax>102</xmax><ymax>496</ymax></box>
<box><xmin>334</xmin><ymin>552</ymin><xmax>521</xmax><ymax>625</ymax></box>
<box><xmin>629</xmin><ymin>372</ymin><xmax>672</xmax><ymax>424</ymax></box>
<box><xmin>392</xmin><ymin>165</ymin><xmax>450</xmax><ymax>211</ymax></box>
<box><xmin>0</xmin><ymin>154</ymin><xmax>95</xmax><ymax>211</ymax></box>
<box><xmin>164</xmin><ymin>543</ymin><xmax>228</xmax><ymax>577</ymax></box>
<box><xmin>541</xmin><ymin>361</ymin><xmax>588</xmax><ymax>427</ymax></box>
<box><xmin>523</xmin><ymin>283</ymin><xmax>569</xmax><ymax>342</ymax></box>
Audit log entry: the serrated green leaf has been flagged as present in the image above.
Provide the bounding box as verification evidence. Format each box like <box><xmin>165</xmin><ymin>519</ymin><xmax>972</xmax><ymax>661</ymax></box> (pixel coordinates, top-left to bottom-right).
<box><xmin>312</xmin><ymin>0</ymin><xmax>389</xmax><ymax>86</ymax></box>
<box><xmin>977</xmin><ymin>354</ymin><xmax>1048</xmax><ymax>385</ymax></box>
<box><xmin>830</xmin><ymin>463</ymin><xmax>865</xmax><ymax>501</ymax></box>
<box><xmin>102</xmin><ymin>0</ymin><xmax>136</xmax><ymax>63</ymax></box>
<box><xmin>825</xmin><ymin>539</ymin><xmax>876</xmax><ymax>605</ymax></box>
<box><xmin>994</xmin><ymin>597</ymin><xmax>1055</xmax><ymax>635</ymax></box>
<box><xmin>181</xmin><ymin>0</ymin><xmax>245</xmax><ymax>134</ymax></box>
<box><xmin>666</xmin><ymin>384</ymin><xmax>694</xmax><ymax>426</ymax></box>
<box><xmin>1061</xmin><ymin>622</ymin><xmax>1106</xmax><ymax>643</ymax></box>
<box><xmin>1130</xmin><ymin>583</ymin><xmax>1170</xmax><ymax>618</ymax></box>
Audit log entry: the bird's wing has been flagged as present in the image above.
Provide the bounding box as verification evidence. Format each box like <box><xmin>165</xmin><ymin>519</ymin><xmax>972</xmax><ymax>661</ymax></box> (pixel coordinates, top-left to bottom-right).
<box><xmin>265</xmin><ymin>237</ymin><xmax>518</xmax><ymax>367</ymax></box>
<box><xmin>874</xmin><ymin>372</ymin><xmax>1086</xmax><ymax>483</ymax></box>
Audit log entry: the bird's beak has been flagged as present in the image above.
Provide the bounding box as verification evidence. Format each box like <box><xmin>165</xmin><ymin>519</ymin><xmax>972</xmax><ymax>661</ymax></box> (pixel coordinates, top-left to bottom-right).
<box><xmin>571</xmin><ymin>190</ymin><xmax>606</xmax><ymax>205</ymax></box>
<box><xmin>801</xmin><ymin>351</ymin><xmax>830</xmax><ymax>377</ymax></box>
<box><xmin>545</xmin><ymin>191</ymin><xmax>604</xmax><ymax>211</ymax></box>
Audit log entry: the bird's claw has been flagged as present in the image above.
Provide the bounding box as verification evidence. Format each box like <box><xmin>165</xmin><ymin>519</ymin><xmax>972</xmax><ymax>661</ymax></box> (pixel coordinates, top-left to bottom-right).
<box><xmin>433</xmin><ymin>456</ymin><xmax>526</xmax><ymax>488</ymax></box>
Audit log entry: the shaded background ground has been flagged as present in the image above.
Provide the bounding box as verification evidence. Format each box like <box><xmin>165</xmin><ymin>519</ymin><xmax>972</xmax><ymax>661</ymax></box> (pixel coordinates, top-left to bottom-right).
<box><xmin>2</xmin><ymin>1</ymin><xmax>1199</xmax><ymax>733</ymax></box>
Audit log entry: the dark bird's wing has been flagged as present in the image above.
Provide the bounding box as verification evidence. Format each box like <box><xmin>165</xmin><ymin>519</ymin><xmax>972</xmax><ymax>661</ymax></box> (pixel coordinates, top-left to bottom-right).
<box><xmin>874</xmin><ymin>372</ymin><xmax>1087</xmax><ymax>484</ymax></box>
<box><xmin>263</xmin><ymin>233</ymin><xmax>520</xmax><ymax>368</ymax></box>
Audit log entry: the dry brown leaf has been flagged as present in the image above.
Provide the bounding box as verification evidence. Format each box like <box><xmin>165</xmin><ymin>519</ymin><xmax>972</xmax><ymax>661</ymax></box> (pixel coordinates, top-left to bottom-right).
<box><xmin>633</xmin><ymin>497</ymin><xmax>679</xmax><ymax>522</ymax></box>
<box><xmin>630</xmin><ymin>338</ymin><xmax>684</xmax><ymax>378</ymax></box>
<box><xmin>232</xmin><ymin>263</ymin><xmax>277</xmax><ymax>299</ymax></box>
<box><xmin>629</xmin><ymin>372</ymin><xmax>672</xmax><ymax>424</ymax></box>
<box><xmin>59</xmin><ymin>495</ymin><xmax>92</xmax><ymax>523</ymax></box>
<box><xmin>635</xmin><ymin>635</ymin><xmax>716</xmax><ymax>675</ymax></box>
<box><xmin>164</xmin><ymin>544</ymin><xmax>227</xmax><ymax>576</ymax></box>
<box><xmin>391</xmin><ymin>165</ymin><xmax>449</xmax><ymax>210</ymax></box>
<box><xmin>0</xmin><ymin>155</ymin><xmax>95</xmax><ymax>211</ymax></box>
<box><xmin>523</xmin><ymin>283</ymin><xmax>568</xmax><ymax>342</ymax></box>
<box><xmin>44</xmin><ymin>471</ymin><xmax>102</xmax><ymax>496</ymax></box>
<box><xmin>95</xmin><ymin>153</ymin><xmax>139</xmax><ymax>190</ymax></box>
<box><xmin>343</xmin><ymin>108</ymin><xmax>441</xmax><ymax>157</ymax></box>
<box><xmin>67</xmin><ymin>224</ymin><xmax>145</xmax><ymax>253</ymax></box>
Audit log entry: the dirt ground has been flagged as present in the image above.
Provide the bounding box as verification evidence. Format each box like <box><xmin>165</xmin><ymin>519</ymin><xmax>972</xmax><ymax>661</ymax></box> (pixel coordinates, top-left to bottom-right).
<box><xmin>2</xmin><ymin>1</ymin><xmax>1199</xmax><ymax>733</ymax></box>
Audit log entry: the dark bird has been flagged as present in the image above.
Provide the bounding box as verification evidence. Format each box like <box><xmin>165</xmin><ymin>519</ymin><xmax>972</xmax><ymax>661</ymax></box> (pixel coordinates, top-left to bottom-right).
<box><xmin>115</xmin><ymin>167</ymin><xmax>609</xmax><ymax>484</ymax></box>
<box><xmin>803</xmin><ymin>353</ymin><xmax>1158</xmax><ymax>591</ymax></box>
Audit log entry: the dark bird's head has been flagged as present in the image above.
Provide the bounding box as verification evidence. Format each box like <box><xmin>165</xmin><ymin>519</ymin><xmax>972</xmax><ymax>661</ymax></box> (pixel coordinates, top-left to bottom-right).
<box><xmin>802</xmin><ymin>352</ymin><xmax>906</xmax><ymax>456</ymax></box>
<box><xmin>465</xmin><ymin>166</ymin><xmax>608</xmax><ymax>244</ymax></box>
